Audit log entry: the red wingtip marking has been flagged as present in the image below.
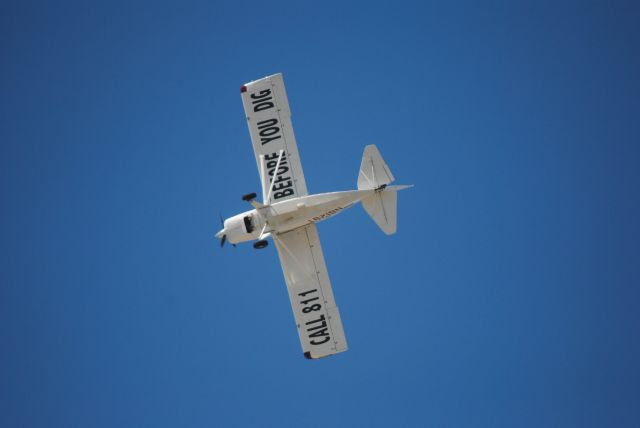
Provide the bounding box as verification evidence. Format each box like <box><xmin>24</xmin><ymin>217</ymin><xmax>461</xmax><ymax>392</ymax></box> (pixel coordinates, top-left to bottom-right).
<box><xmin>240</xmin><ymin>85</ymin><xmax>247</xmax><ymax>93</ymax></box>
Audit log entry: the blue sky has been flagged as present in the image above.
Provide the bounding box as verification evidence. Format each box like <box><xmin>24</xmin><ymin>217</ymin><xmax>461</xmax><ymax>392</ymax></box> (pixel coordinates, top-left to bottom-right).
<box><xmin>1</xmin><ymin>1</ymin><xmax>639</xmax><ymax>427</ymax></box>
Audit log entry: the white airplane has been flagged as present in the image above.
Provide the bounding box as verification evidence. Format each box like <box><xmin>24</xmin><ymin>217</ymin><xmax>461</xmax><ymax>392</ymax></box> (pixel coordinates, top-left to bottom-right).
<box><xmin>216</xmin><ymin>73</ymin><xmax>412</xmax><ymax>359</ymax></box>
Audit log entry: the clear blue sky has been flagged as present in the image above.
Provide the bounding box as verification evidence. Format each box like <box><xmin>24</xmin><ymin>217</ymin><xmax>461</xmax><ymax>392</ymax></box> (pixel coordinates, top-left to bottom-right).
<box><xmin>1</xmin><ymin>1</ymin><xmax>639</xmax><ymax>427</ymax></box>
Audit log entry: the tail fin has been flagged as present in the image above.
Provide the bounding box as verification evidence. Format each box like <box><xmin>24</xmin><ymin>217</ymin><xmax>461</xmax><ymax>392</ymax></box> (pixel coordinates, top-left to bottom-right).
<box><xmin>357</xmin><ymin>145</ymin><xmax>412</xmax><ymax>235</ymax></box>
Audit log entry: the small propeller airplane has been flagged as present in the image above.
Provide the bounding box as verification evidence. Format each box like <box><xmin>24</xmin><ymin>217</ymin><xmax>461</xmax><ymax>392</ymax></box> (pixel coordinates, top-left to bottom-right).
<box><xmin>216</xmin><ymin>73</ymin><xmax>412</xmax><ymax>359</ymax></box>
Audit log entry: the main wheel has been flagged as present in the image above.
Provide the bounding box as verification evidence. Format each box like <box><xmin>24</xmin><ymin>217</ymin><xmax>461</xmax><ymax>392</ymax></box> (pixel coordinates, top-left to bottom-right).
<box><xmin>253</xmin><ymin>240</ymin><xmax>268</xmax><ymax>250</ymax></box>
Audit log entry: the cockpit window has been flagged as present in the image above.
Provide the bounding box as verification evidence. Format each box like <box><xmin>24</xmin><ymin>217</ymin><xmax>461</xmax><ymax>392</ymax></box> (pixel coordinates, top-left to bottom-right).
<box><xmin>243</xmin><ymin>216</ymin><xmax>254</xmax><ymax>233</ymax></box>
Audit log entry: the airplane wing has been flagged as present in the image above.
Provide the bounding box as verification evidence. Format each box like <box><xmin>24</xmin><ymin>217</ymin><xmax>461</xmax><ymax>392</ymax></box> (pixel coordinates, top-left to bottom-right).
<box><xmin>273</xmin><ymin>223</ymin><xmax>348</xmax><ymax>359</ymax></box>
<box><xmin>241</xmin><ymin>73</ymin><xmax>308</xmax><ymax>204</ymax></box>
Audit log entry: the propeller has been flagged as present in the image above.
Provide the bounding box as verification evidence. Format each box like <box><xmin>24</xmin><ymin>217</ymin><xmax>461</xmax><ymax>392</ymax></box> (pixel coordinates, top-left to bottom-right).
<box><xmin>218</xmin><ymin>213</ymin><xmax>227</xmax><ymax>248</ymax></box>
<box><xmin>217</xmin><ymin>213</ymin><xmax>235</xmax><ymax>248</ymax></box>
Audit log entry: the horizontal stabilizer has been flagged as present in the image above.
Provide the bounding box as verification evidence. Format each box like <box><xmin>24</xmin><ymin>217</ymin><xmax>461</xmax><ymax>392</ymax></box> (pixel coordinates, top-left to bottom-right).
<box><xmin>357</xmin><ymin>145</ymin><xmax>412</xmax><ymax>235</ymax></box>
<box><xmin>358</xmin><ymin>145</ymin><xmax>395</xmax><ymax>190</ymax></box>
<box><xmin>362</xmin><ymin>190</ymin><xmax>398</xmax><ymax>235</ymax></box>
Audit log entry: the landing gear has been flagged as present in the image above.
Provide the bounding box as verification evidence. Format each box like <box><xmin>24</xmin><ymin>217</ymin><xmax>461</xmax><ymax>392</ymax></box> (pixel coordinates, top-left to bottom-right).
<box><xmin>242</xmin><ymin>192</ymin><xmax>257</xmax><ymax>201</ymax></box>
<box><xmin>253</xmin><ymin>240</ymin><xmax>268</xmax><ymax>250</ymax></box>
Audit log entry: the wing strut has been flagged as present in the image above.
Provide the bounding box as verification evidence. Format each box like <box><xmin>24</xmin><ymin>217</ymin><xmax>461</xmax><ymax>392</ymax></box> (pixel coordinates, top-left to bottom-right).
<box><xmin>264</xmin><ymin>149</ymin><xmax>285</xmax><ymax>204</ymax></box>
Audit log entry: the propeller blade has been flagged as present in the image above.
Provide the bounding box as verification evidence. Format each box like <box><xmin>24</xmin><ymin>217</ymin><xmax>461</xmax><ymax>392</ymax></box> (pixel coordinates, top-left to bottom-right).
<box><xmin>220</xmin><ymin>234</ymin><xmax>227</xmax><ymax>248</ymax></box>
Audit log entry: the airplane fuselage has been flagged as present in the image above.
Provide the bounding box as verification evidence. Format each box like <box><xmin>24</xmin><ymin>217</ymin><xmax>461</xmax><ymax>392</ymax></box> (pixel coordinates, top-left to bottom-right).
<box><xmin>219</xmin><ymin>189</ymin><xmax>376</xmax><ymax>245</ymax></box>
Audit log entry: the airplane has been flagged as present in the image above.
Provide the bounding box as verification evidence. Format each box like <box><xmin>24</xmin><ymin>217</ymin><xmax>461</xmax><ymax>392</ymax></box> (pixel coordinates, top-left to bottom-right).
<box><xmin>216</xmin><ymin>73</ymin><xmax>412</xmax><ymax>359</ymax></box>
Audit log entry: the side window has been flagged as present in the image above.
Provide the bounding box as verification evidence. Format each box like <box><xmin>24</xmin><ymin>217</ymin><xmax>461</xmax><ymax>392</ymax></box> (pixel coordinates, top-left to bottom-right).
<box><xmin>243</xmin><ymin>216</ymin><xmax>254</xmax><ymax>233</ymax></box>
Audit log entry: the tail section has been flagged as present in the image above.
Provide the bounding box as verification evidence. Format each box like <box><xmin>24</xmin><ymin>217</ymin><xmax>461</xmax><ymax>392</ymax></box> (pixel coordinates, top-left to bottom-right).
<box><xmin>362</xmin><ymin>190</ymin><xmax>398</xmax><ymax>235</ymax></box>
<box><xmin>358</xmin><ymin>145</ymin><xmax>395</xmax><ymax>190</ymax></box>
<box><xmin>357</xmin><ymin>145</ymin><xmax>412</xmax><ymax>235</ymax></box>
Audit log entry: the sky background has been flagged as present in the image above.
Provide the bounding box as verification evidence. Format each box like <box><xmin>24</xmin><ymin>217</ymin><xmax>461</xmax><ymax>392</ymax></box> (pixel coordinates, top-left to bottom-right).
<box><xmin>1</xmin><ymin>1</ymin><xmax>639</xmax><ymax>427</ymax></box>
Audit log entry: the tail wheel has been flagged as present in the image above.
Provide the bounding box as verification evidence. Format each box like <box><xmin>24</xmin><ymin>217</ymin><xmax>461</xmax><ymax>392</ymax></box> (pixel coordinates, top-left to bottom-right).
<box><xmin>253</xmin><ymin>240</ymin><xmax>268</xmax><ymax>250</ymax></box>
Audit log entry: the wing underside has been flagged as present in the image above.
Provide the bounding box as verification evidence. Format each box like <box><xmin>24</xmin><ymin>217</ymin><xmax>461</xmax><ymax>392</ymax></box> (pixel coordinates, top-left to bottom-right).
<box><xmin>241</xmin><ymin>73</ymin><xmax>308</xmax><ymax>204</ymax></box>
<box><xmin>273</xmin><ymin>224</ymin><xmax>347</xmax><ymax>359</ymax></box>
